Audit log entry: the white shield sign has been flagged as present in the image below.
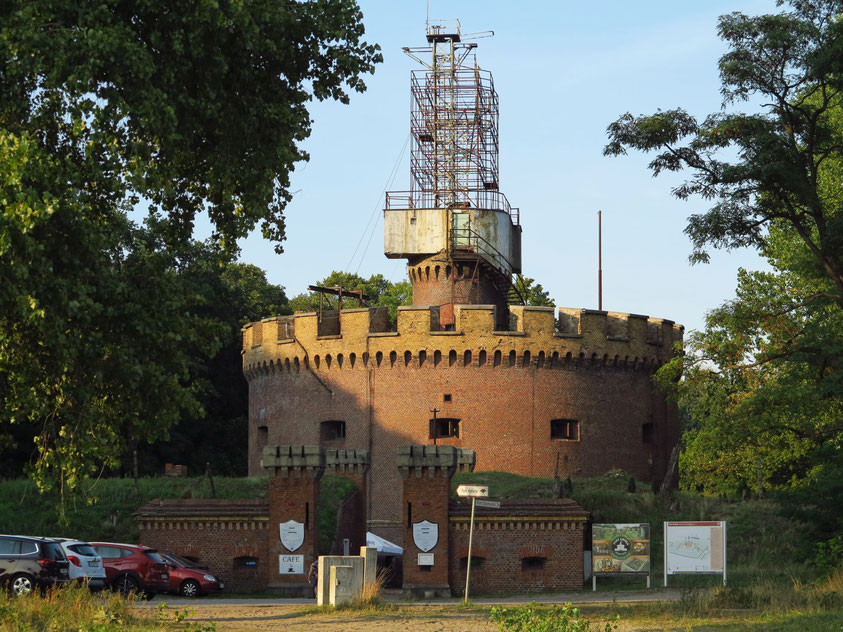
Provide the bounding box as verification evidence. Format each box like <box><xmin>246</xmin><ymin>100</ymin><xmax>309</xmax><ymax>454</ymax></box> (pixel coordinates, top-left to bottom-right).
<box><xmin>412</xmin><ymin>520</ymin><xmax>439</xmax><ymax>553</ymax></box>
<box><xmin>279</xmin><ymin>520</ymin><xmax>304</xmax><ymax>552</ymax></box>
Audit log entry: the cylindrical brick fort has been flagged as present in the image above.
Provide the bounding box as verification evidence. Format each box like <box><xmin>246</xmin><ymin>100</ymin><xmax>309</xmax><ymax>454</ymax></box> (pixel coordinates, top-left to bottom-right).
<box><xmin>242</xmin><ymin>304</ymin><xmax>682</xmax><ymax>545</ymax></box>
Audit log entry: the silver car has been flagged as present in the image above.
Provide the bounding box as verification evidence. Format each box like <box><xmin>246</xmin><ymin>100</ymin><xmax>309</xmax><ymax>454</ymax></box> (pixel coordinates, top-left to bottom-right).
<box><xmin>52</xmin><ymin>539</ymin><xmax>107</xmax><ymax>590</ymax></box>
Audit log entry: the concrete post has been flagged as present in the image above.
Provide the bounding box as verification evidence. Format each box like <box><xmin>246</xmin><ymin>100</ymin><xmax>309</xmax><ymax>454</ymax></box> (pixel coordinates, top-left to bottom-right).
<box><xmin>317</xmin><ymin>555</ymin><xmax>365</xmax><ymax>606</ymax></box>
<box><xmin>360</xmin><ymin>546</ymin><xmax>378</xmax><ymax>587</ymax></box>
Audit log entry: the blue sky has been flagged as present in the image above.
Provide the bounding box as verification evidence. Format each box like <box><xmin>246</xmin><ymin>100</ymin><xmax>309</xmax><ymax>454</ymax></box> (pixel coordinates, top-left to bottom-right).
<box><xmin>236</xmin><ymin>0</ymin><xmax>782</xmax><ymax>334</ymax></box>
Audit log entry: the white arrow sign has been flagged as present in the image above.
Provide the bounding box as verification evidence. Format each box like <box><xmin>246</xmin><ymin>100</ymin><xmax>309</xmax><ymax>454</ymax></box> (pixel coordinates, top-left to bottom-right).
<box><xmin>456</xmin><ymin>485</ymin><xmax>489</xmax><ymax>498</ymax></box>
<box><xmin>475</xmin><ymin>499</ymin><xmax>501</xmax><ymax>508</ymax></box>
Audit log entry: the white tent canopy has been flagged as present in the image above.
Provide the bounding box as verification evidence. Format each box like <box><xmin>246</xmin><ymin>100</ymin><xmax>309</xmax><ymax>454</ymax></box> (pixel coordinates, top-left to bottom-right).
<box><xmin>366</xmin><ymin>532</ymin><xmax>402</xmax><ymax>555</ymax></box>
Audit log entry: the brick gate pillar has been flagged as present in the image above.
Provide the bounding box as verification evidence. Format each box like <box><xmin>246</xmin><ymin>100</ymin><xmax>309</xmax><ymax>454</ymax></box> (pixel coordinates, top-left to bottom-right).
<box><xmin>325</xmin><ymin>448</ymin><xmax>370</xmax><ymax>553</ymax></box>
<box><xmin>397</xmin><ymin>445</ymin><xmax>475</xmax><ymax>598</ymax></box>
<box><xmin>262</xmin><ymin>445</ymin><xmax>324</xmax><ymax>595</ymax></box>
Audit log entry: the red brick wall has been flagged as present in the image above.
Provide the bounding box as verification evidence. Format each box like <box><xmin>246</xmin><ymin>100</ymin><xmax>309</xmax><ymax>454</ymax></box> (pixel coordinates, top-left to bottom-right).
<box><xmin>448</xmin><ymin>519</ymin><xmax>585</xmax><ymax>595</ymax></box>
<box><xmin>139</xmin><ymin>518</ymin><xmax>268</xmax><ymax>593</ymax></box>
<box><xmin>408</xmin><ymin>258</ymin><xmax>507</xmax><ymax>328</ymax></box>
<box><xmin>248</xmin><ymin>359</ymin><xmax>676</xmax><ymax>544</ymax></box>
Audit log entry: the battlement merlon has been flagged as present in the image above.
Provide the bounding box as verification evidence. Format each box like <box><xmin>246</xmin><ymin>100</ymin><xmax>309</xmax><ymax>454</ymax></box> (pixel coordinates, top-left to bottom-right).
<box><xmin>242</xmin><ymin>305</ymin><xmax>684</xmax><ymax>366</ymax></box>
<box><xmin>260</xmin><ymin>445</ymin><xmax>324</xmax><ymax>480</ymax></box>
<box><xmin>397</xmin><ymin>445</ymin><xmax>476</xmax><ymax>479</ymax></box>
<box><xmin>325</xmin><ymin>448</ymin><xmax>370</xmax><ymax>477</ymax></box>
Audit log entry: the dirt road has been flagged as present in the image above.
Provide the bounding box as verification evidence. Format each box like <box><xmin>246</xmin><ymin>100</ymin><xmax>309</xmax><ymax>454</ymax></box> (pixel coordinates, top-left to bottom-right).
<box><xmin>142</xmin><ymin>590</ymin><xmax>681</xmax><ymax>631</ymax></box>
<box><xmin>171</xmin><ymin>604</ymin><xmax>497</xmax><ymax>632</ymax></box>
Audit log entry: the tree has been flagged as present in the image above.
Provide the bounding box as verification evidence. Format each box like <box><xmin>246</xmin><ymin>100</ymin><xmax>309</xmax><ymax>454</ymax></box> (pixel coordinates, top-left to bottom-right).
<box><xmin>512</xmin><ymin>275</ymin><xmax>555</xmax><ymax>307</ymax></box>
<box><xmin>1</xmin><ymin>0</ymin><xmax>381</xmax><ymax>252</ymax></box>
<box><xmin>0</xmin><ymin>1</ymin><xmax>380</xmax><ymax>498</ymax></box>
<box><xmin>605</xmin><ymin>1</ymin><xmax>843</xmax><ymax>513</ymax></box>
<box><xmin>143</xmin><ymin>248</ymin><xmax>291</xmax><ymax>477</ymax></box>
<box><xmin>605</xmin><ymin>0</ymin><xmax>843</xmax><ymax>300</ymax></box>
<box><xmin>289</xmin><ymin>271</ymin><xmax>412</xmax><ymax>323</ymax></box>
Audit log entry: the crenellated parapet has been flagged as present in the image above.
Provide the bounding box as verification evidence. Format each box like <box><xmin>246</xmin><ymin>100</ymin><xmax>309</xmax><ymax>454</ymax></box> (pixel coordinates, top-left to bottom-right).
<box><xmin>325</xmin><ymin>448</ymin><xmax>370</xmax><ymax>478</ymax></box>
<box><xmin>242</xmin><ymin>304</ymin><xmax>683</xmax><ymax>379</ymax></box>
<box><xmin>261</xmin><ymin>445</ymin><xmax>324</xmax><ymax>480</ymax></box>
<box><xmin>396</xmin><ymin>445</ymin><xmax>476</xmax><ymax>479</ymax></box>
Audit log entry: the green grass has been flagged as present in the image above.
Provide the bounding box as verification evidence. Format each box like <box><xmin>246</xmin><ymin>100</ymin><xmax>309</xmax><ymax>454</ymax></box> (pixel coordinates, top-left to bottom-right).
<box><xmin>0</xmin><ymin>583</ymin><xmax>187</xmax><ymax>631</ymax></box>
<box><xmin>0</xmin><ymin>476</ymin><xmax>267</xmax><ymax>543</ymax></box>
<box><xmin>318</xmin><ymin>474</ymin><xmax>358</xmax><ymax>554</ymax></box>
<box><xmin>0</xmin><ymin>473</ymin><xmax>357</xmax><ymax>552</ymax></box>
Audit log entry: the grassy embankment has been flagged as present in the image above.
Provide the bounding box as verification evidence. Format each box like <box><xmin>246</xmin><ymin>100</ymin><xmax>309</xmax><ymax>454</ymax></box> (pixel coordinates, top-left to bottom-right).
<box><xmin>452</xmin><ymin>470</ymin><xmax>816</xmax><ymax>589</ymax></box>
<box><xmin>0</xmin><ymin>474</ymin><xmax>354</xmax><ymax>554</ymax></box>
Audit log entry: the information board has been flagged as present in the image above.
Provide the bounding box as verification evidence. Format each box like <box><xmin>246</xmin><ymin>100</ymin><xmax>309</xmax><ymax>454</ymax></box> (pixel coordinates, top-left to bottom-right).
<box><xmin>664</xmin><ymin>521</ymin><xmax>727</xmax><ymax>586</ymax></box>
<box><xmin>592</xmin><ymin>523</ymin><xmax>650</xmax><ymax>575</ymax></box>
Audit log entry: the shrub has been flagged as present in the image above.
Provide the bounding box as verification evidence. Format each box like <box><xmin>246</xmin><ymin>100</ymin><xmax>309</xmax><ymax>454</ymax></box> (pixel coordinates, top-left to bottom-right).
<box><xmin>815</xmin><ymin>535</ymin><xmax>843</xmax><ymax>575</ymax></box>
<box><xmin>490</xmin><ymin>603</ymin><xmax>619</xmax><ymax>632</ymax></box>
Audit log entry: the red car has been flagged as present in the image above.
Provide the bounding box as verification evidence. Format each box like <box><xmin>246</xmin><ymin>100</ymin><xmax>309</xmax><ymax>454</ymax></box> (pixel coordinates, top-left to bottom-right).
<box><xmin>91</xmin><ymin>542</ymin><xmax>169</xmax><ymax>598</ymax></box>
<box><xmin>161</xmin><ymin>553</ymin><xmax>224</xmax><ymax>597</ymax></box>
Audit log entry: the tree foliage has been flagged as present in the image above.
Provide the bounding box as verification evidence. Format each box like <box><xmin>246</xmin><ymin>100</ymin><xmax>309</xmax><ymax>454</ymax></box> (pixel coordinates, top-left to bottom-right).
<box><xmin>606</xmin><ymin>0</ymin><xmax>843</xmax><ymax>516</ymax></box>
<box><xmin>512</xmin><ymin>275</ymin><xmax>555</xmax><ymax>307</ymax></box>
<box><xmin>289</xmin><ymin>271</ymin><xmax>411</xmax><ymax>323</ymax></box>
<box><xmin>0</xmin><ymin>0</ymin><xmax>380</xmax><ymax>499</ymax></box>
<box><xmin>605</xmin><ymin>0</ymin><xmax>843</xmax><ymax>293</ymax></box>
<box><xmin>142</xmin><ymin>248</ymin><xmax>290</xmax><ymax>477</ymax></box>
<box><xmin>1</xmin><ymin>0</ymin><xmax>381</xmax><ymax>251</ymax></box>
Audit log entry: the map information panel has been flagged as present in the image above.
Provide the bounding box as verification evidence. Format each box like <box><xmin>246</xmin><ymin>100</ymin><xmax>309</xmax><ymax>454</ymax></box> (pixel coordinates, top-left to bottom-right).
<box><xmin>664</xmin><ymin>521</ymin><xmax>727</xmax><ymax>585</ymax></box>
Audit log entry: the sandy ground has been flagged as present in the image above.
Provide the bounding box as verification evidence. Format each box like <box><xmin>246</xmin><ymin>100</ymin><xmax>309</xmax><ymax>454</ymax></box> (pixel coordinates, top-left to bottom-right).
<box><xmin>137</xmin><ymin>590</ymin><xmax>681</xmax><ymax>632</ymax></box>
<box><xmin>169</xmin><ymin>605</ymin><xmax>498</xmax><ymax>631</ymax></box>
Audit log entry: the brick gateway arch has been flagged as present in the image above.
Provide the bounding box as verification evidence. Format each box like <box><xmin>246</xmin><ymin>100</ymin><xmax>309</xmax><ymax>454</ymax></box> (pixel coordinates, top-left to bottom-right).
<box><xmin>137</xmin><ymin>444</ymin><xmax>588</xmax><ymax>595</ymax></box>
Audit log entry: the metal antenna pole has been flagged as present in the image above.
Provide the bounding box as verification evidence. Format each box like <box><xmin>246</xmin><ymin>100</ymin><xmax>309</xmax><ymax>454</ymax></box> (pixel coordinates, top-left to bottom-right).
<box><xmin>598</xmin><ymin>210</ymin><xmax>603</xmax><ymax>311</ymax></box>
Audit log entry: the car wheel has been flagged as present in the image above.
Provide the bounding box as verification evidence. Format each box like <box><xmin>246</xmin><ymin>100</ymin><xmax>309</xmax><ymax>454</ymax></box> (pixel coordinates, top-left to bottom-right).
<box><xmin>180</xmin><ymin>579</ymin><xmax>201</xmax><ymax>598</ymax></box>
<box><xmin>11</xmin><ymin>574</ymin><xmax>35</xmax><ymax>597</ymax></box>
<box><xmin>115</xmin><ymin>575</ymin><xmax>139</xmax><ymax>596</ymax></box>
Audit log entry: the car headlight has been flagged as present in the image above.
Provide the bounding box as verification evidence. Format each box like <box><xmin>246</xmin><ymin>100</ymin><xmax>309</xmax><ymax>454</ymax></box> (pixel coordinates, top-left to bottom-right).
<box><xmin>203</xmin><ymin>574</ymin><xmax>216</xmax><ymax>582</ymax></box>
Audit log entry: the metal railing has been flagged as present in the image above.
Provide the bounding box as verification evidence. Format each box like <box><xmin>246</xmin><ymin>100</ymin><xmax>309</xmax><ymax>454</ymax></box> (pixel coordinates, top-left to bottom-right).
<box><xmin>384</xmin><ymin>190</ymin><xmax>519</xmax><ymax>225</ymax></box>
<box><xmin>450</xmin><ymin>224</ymin><xmax>515</xmax><ymax>277</ymax></box>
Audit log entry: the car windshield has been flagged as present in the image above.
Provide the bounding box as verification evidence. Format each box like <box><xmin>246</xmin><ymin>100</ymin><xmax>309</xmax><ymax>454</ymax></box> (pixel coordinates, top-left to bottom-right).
<box><xmin>68</xmin><ymin>543</ymin><xmax>97</xmax><ymax>556</ymax></box>
<box><xmin>168</xmin><ymin>555</ymin><xmax>199</xmax><ymax>568</ymax></box>
<box><xmin>144</xmin><ymin>550</ymin><xmax>166</xmax><ymax>563</ymax></box>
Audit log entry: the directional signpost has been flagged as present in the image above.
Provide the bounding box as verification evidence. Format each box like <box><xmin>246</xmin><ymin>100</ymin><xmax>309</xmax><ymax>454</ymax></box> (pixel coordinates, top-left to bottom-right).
<box><xmin>456</xmin><ymin>485</ymin><xmax>489</xmax><ymax>603</ymax></box>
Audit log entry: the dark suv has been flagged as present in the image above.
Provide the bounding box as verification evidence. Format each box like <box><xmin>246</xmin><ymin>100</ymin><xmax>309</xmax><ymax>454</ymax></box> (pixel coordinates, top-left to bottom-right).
<box><xmin>91</xmin><ymin>542</ymin><xmax>169</xmax><ymax>598</ymax></box>
<box><xmin>0</xmin><ymin>535</ymin><xmax>70</xmax><ymax>596</ymax></box>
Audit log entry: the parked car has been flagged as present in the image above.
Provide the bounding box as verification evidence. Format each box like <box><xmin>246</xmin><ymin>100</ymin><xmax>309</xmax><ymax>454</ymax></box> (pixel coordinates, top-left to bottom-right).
<box><xmin>160</xmin><ymin>553</ymin><xmax>224</xmax><ymax>597</ymax></box>
<box><xmin>0</xmin><ymin>535</ymin><xmax>70</xmax><ymax>596</ymax></box>
<box><xmin>90</xmin><ymin>542</ymin><xmax>169</xmax><ymax>598</ymax></box>
<box><xmin>51</xmin><ymin>538</ymin><xmax>107</xmax><ymax>590</ymax></box>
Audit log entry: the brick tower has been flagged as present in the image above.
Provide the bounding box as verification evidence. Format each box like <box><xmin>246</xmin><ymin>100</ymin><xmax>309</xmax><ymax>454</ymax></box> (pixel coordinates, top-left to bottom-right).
<box><xmin>383</xmin><ymin>20</ymin><xmax>521</xmax><ymax>330</ymax></box>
